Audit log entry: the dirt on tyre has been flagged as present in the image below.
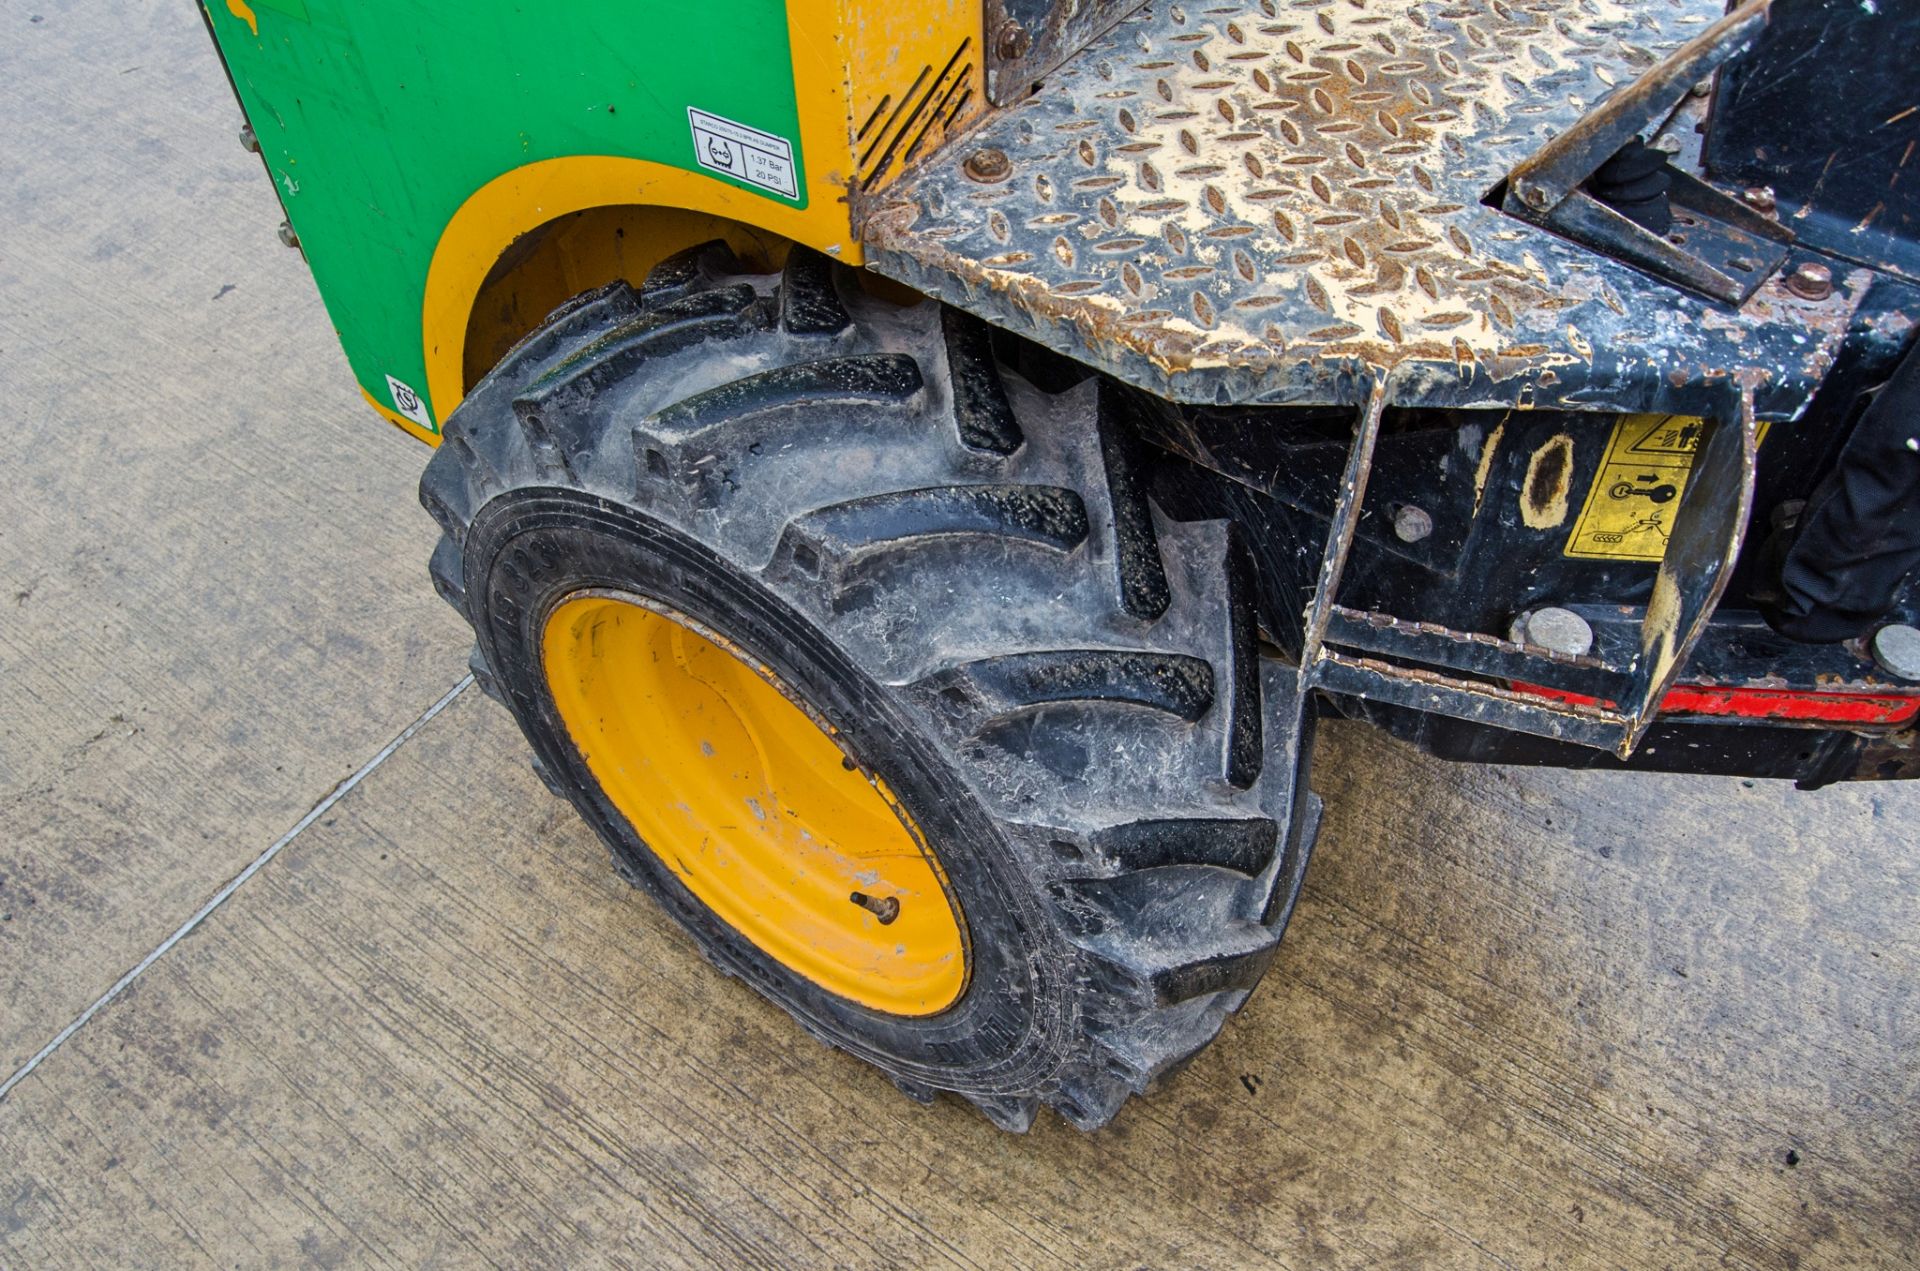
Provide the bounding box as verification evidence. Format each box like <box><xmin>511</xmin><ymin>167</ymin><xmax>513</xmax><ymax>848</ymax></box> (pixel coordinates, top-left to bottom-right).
<box><xmin>419</xmin><ymin>243</ymin><xmax>1316</xmax><ymax>1131</ymax></box>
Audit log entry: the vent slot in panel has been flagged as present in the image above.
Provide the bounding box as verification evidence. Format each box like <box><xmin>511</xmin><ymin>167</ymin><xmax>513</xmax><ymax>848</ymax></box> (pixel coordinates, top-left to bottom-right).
<box><xmin>858</xmin><ymin>39</ymin><xmax>974</xmax><ymax>192</ymax></box>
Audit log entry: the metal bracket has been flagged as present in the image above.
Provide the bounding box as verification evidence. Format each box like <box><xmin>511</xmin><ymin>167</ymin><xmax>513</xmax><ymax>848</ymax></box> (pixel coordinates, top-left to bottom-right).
<box><xmin>1500</xmin><ymin>0</ymin><xmax>1791</xmax><ymax>305</ymax></box>
<box><xmin>1297</xmin><ymin>379</ymin><xmax>1387</xmax><ymax>678</ymax></box>
<box><xmin>1618</xmin><ymin>384</ymin><xmax>1762</xmax><ymax>751</ymax></box>
<box><xmin>984</xmin><ymin>0</ymin><xmax>1150</xmax><ymax>106</ymax></box>
<box><xmin>1298</xmin><ymin>381</ymin><xmax>1762</xmax><ymax>760</ymax></box>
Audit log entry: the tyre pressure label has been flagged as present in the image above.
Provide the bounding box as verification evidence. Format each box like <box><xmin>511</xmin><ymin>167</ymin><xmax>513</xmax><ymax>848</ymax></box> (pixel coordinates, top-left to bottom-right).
<box><xmin>1565</xmin><ymin>413</ymin><xmax>1766</xmax><ymax>561</ymax></box>
<box><xmin>688</xmin><ymin>107</ymin><xmax>798</xmax><ymax>199</ymax></box>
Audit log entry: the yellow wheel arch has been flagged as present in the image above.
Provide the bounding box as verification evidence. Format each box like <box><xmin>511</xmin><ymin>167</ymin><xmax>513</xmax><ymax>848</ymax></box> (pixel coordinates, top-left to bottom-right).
<box><xmin>419</xmin><ymin>158</ymin><xmax>861</xmax><ymax>426</ymax></box>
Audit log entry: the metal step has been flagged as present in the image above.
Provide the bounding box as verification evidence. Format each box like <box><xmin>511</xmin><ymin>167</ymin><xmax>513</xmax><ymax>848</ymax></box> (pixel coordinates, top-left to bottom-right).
<box><xmin>862</xmin><ymin>0</ymin><xmax>1856</xmax><ymax>420</ymax></box>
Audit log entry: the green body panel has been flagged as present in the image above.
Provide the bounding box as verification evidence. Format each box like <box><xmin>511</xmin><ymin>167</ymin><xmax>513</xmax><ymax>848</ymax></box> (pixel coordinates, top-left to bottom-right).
<box><xmin>204</xmin><ymin>0</ymin><xmax>806</xmax><ymax>433</ymax></box>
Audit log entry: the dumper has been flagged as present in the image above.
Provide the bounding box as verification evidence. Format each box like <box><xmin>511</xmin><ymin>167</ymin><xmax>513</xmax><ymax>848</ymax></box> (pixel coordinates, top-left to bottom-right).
<box><xmin>201</xmin><ymin>0</ymin><xmax>1920</xmax><ymax>1129</ymax></box>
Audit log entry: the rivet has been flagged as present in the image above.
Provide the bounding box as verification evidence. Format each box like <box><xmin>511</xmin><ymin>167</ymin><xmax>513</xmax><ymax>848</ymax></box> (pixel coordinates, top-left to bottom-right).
<box><xmin>1741</xmin><ymin>186</ymin><xmax>1775</xmax><ymax>214</ymax></box>
<box><xmin>1392</xmin><ymin>504</ymin><xmax>1434</xmax><ymax>543</ymax></box>
<box><xmin>238</xmin><ymin>123</ymin><xmax>259</xmax><ymax>154</ymax></box>
<box><xmin>1509</xmin><ymin>606</ymin><xmax>1595</xmax><ymax>658</ymax></box>
<box><xmin>963</xmin><ymin>147</ymin><xmax>1013</xmax><ymax>184</ymax></box>
<box><xmin>1786</xmin><ymin>261</ymin><xmax>1833</xmax><ymax>301</ymax></box>
<box><xmin>994</xmin><ymin>20</ymin><xmax>1031</xmax><ymax>60</ymax></box>
<box><xmin>277</xmin><ymin>220</ymin><xmax>301</xmax><ymax>251</ymax></box>
<box><xmin>1871</xmin><ymin>624</ymin><xmax>1920</xmax><ymax>683</ymax></box>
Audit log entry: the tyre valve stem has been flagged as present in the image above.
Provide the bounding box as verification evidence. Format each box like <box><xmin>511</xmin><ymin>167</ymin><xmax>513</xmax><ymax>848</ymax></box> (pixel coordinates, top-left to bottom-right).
<box><xmin>849</xmin><ymin>891</ymin><xmax>900</xmax><ymax>924</ymax></box>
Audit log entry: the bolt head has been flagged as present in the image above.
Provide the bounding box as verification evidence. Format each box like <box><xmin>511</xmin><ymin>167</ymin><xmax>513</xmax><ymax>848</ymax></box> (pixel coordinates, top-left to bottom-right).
<box><xmin>962</xmin><ymin>147</ymin><xmax>1013</xmax><ymax>184</ymax></box>
<box><xmin>1786</xmin><ymin>260</ymin><xmax>1833</xmax><ymax>301</ymax></box>
<box><xmin>1741</xmin><ymin>185</ymin><xmax>1775</xmax><ymax>214</ymax></box>
<box><xmin>1392</xmin><ymin>504</ymin><xmax>1434</xmax><ymax>543</ymax></box>
<box><xmin>994</xmin><ymin>20</ymin><xmax>1032</xmax><ymax>60</ymax></box>
<box><xmin>1510</xmin><ymin>606</ymin><xmax>1595</xmax><ymax>658</ymax></box>
<box><xmin>1871</xmin><ymin>624</ymin><xmax>1920</xmax><ymax>683</ymax></box>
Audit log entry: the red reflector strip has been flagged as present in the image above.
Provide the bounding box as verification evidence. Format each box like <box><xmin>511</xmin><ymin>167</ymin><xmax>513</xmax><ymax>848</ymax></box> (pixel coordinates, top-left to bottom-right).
<box><xmin>1514</xmin><ymin>682</ymin><xmax>1920</xmax><ymax>726</ymax></box>
<box><xmin>1660</xmin><ymin>685</ymin><xmax>1920</xmax><ymax>725</ymax></box>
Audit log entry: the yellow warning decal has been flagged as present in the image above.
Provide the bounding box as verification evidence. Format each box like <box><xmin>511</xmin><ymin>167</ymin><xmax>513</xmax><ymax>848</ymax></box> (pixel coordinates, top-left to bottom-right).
<box><xmin>1565</xmin><ymin>413</ymin><xmax>1768</xmax><ymax>561</ymax></box>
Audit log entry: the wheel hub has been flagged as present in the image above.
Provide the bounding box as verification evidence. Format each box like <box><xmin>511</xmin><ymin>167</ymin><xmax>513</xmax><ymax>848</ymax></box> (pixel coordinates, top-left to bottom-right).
<box><xmin>541</xmin><ymin>590</ymin><xmax>968</xmax><ymax>1015</ymax></box>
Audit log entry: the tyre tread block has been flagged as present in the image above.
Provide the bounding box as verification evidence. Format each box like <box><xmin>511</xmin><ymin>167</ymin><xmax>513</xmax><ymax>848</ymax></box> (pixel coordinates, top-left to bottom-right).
<box><xmin>428</xmin><ymin>534</ymin><xmax>466</xmax><ymax>616</ymax></box>
<box><xmin>419</xmin><ymin>456</ymin><xmax>476</xmax><ymax>543</ymax></box>
<box><xmin>435</xmin><ymin>281</ymin><xmax>649</xmax><ymax>504</ymax></box>
<box><xmin>1051</xmin><ymin>867</ymin><xmax>1278</xmax><ymax>1005</ymax></box>
<box><xmin>490</xmin><ymin>280</ymin><xmax>645</xmax><ymax>386</ymax></box>
<box><xmin>433</xmin><ymin>430</ymin><xmax>506</xmax><ymax>498</ymax></box>
<box><xmin>513</xmin><ymin>286</ymin><xmax>765</xmax><ymax>471</ymax></box>
<box><xmin>1220</xmin><ymin>529</ymin><xmax>1264</xmax><ymax>787</ymax></box>
<box><xmin>1088</xmin><ymin>816</ymin><xmax>1279</xmax><ymax>878</ymax></box>
<box><xmin>540</xmin><ymin>278</ymin><xmax>643</xmax><ymax>330</ymax></box>
<box><xmin>639</xmin><ymin>240</ymin><xmax>742</xmax><ymax>307</ymax></box>
<box><xmin>779</xmin><ymin>247</ymin><xmax>853</xmax><ymax>335</ymax></box>
<box><xmin>528</xmin><ymin>752</ymin><xmax>568</xmax><ymax>799</ymax></box>
<box><xmin>776</xmin><ymin>484</ymin><xmax>1089</xmax><ymax>593</ymax></box>
<box><xmin>1093</xmin><ymin>383</ymin><xmax>1171</xmax><ymax>620</ymax></box>
<box><xmin>941</xmin><ymin>308</ymin><xmax>1024</xmax><ymax>455</ymax></box>
<box><xmin>1047</xmin><ymin>1068</ymin><xmax>1133</xmax><ymax>1131</ymax></box>
<box><xmin>647</xmin><ymin>354</ymin><xmax>925</xmax><ymax>444</ymax></box>
<box><xmin>964</xmin><ymin>1093</ymin><xmax>1039</xmax><ymax>1133</ymax></box>
<box><xmin>928</xmin><ymin>650</ymin><xmax>1215</xmax><ymax>726</ymax></box>
<box><xmin>1092</xmin><ymin>993</ymin><xmax>1233</xmax><ymax>1091</ymax></box>
<box><xmin>467</xmin><ymin>645</ymin><xmax>504</xmax><ymax>704</ymax></box>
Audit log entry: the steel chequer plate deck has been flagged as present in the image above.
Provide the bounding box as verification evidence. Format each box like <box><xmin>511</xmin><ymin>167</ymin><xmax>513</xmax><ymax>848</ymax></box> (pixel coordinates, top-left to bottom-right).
<box><xmin>863</xmin><ymin>0</ymin><xmax>1859</xmax><ymax>419</ymax></box>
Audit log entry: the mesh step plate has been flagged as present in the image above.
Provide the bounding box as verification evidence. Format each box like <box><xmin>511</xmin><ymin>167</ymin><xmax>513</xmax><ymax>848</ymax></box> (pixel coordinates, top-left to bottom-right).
<box><xmin>862</xmin><ymin>0</ymin><xmax>1858</xmax><ymax>418</ymax></box>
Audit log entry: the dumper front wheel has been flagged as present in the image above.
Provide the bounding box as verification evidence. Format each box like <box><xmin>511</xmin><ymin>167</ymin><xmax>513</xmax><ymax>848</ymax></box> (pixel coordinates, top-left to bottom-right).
<box><xmin>418</xmin><ymin>244</ymin><xmax>1315</xmax><ymax>1130</ymax></box>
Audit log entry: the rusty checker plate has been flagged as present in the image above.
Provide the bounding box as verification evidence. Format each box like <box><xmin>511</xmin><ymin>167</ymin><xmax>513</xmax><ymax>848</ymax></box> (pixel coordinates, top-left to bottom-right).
<box><xmin>861</xmin><ymin>0</ymin><xmax>1861</xmax><ymax>419</ymax></box>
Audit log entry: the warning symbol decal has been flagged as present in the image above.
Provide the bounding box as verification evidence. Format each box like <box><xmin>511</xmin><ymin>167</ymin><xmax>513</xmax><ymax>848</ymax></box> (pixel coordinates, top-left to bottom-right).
<box><xmin>385</xmin><ymin>374</ymin><xmax>433</xmax><ymax>431</ymax></box>
<box><xmin>1619</xmin><ymin>414</ymin><xmax>1708</xmax><ymax>458</ymax></box>
<box><xmin>687</xmin><ymin>107</ymin><xmax>799</xmax><ymax>200</ymax></box>
<box><xmin>1565</xmin><ymin>413</ymin><xmax>1767</xmax><ymax>561</ymax></box>
<box><xmin>1566</xmin><ymin>413</ymin><xmax>1699</xmax><ymax>561</ymax></box>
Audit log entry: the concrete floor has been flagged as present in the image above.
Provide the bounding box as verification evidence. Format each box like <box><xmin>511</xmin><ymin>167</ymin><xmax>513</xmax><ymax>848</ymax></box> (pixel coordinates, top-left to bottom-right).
<box><xmin>3</xmin><ymin>5</ymin><xmax>1917</xmax><ymax>1268</ymax></box>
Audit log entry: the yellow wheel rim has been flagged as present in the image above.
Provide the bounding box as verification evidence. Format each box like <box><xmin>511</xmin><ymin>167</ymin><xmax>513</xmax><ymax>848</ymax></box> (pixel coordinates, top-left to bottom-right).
<box><xmin>541</xmin><ymin>591</ymin><xmax>968</xmax><ymax>1015</ymax></box>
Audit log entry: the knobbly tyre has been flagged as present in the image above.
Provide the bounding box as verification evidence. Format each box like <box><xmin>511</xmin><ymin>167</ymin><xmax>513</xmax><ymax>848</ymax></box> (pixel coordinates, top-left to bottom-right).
<box><xmin>201</xmin><ymin>0</ymin><xmax>1920</xmax><ymax>1130</ymax></box>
